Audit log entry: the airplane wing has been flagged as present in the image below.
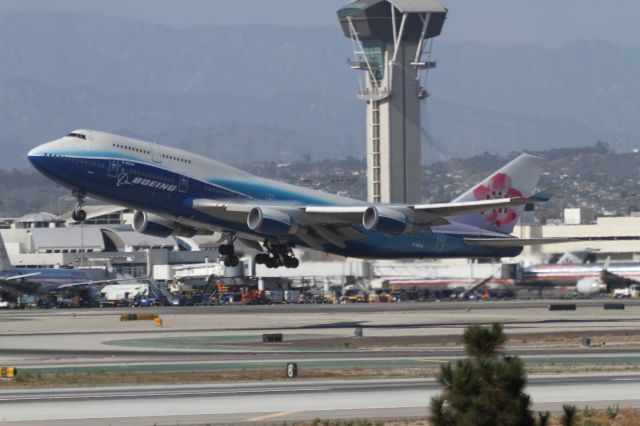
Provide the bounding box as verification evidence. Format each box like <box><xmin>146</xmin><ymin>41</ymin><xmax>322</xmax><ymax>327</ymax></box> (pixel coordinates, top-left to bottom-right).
<box><xmin>57</xmin><ymin>277</ymin><xmax>149</xmax><ymax>290</ymax></box>
<box><xmin>192</xmin><ymin>192</ymin><xmax>548</xmax><ymax>226</ymax></box>
<box><xmin>189</xmin><ymin>192</ymin><xmax>551</xmax><ymax>248</ymax></box>
<box><xmin>190</xmin><ymin>200</ymin><xmax>366</xmax><ymax>249</ymax></box>
<box><xmin>0</xmin><ymin>273</ymin><xmax>43</xmax><ymax>295</ymax></box>
<box><xmin>411</xmin><ymin>193</ymin><xmax>549</xmax><ymax>216</ymax></box>
<box><xmin>3</xmin><ymin>272</ymin><xmax>42</xmax><ymax>281</ymax></box>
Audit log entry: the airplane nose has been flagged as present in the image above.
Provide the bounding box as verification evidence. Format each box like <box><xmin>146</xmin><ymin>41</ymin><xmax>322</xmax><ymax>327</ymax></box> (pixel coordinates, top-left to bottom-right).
<box><xmin>27</xmin><ymin>145</ymin><xmax>46</xmax><ymax>167</ymax></box>
<box><xmin>27</xmin><ymin>140</ymin><xmax>57</xmax><ymax>169</ymax></box>
<box><xmin>27</xmin><ymin>146</ymin><xmax>41</xmax><ymax>160</ymax></box>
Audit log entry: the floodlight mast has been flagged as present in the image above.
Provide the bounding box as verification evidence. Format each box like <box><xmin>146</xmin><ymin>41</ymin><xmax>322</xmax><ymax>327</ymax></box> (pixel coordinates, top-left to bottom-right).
<box><xmin>338</xmin><ymin>0</ymin><xmax>447</xmax><ymax>204</ymax></box>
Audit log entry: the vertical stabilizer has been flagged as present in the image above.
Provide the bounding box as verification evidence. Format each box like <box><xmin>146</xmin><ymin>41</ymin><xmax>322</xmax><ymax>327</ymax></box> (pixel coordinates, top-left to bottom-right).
<box><xmin>0</xmin><ymin>232</ymin><xmax>11</xmax><ymax>272</ymax></box>
<box><xmin>452</xmin><ymin>154</ymin><xmax>547</xmax><ymax>234</ymax></box>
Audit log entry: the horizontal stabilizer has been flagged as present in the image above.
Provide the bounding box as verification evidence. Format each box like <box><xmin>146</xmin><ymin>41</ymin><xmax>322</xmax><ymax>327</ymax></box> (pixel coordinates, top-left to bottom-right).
<box><xmin>465</xmin><ymin>237</ymin><xmax>577</xmax><ymax>248</ymax></box>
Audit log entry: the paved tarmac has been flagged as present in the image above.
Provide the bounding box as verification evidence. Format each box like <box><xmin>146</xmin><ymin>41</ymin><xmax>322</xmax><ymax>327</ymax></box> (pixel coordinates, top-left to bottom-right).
<box><xmin>1</xmin><ymin>300</ymin><xmax>639</xmax><ymax>424</ymax></box>
<box><xmin>1</xmin><ymin>300</ymin><xmax>639</xmax><ymax>367</ymax></box>
<box><xmin>1</xmin><ymin>374</ymin><xmax>639</xmax><ymax>425</ymax></box>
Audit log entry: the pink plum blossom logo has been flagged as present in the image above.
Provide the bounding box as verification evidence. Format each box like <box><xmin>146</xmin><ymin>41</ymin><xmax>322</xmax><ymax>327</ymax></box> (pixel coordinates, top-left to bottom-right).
<box><xmin>474</xmin><ymin>173</ymin><xmax>523</xmax><ymax>229</ymax></box>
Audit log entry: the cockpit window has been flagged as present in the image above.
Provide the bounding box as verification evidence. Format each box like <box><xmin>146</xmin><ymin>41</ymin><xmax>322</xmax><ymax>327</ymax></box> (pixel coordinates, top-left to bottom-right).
<box><xmin>66</xmin><ymin>132</ymin><xmax>87</xmax><ymax>140</ymax></box>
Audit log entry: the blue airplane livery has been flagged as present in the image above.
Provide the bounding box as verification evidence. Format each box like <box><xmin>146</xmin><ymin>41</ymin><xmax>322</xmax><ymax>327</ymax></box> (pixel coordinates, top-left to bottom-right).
<box><xmin>0</xmin><ymin>232</ymin><xmax>96</xmax><ymax>300</ymax></box>
<box><xmin>28</xmin><ymin>130</ymin><xmax>559</xmax><ymax>269</ymax></box>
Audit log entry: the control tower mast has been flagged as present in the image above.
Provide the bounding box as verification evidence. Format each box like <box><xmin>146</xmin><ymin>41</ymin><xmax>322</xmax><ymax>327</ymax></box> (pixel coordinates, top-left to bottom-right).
<box><xmin>337</xmin><ymin>0</ymin><xmax>447</xmax><ymax>204</ymax></box>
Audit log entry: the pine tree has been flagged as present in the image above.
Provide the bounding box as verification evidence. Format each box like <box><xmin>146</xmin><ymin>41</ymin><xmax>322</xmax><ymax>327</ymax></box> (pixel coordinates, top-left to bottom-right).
<box><xmin>429</xmin><ymin>323</ymin><xmax>535</xmax><ymax>426</ymax></box>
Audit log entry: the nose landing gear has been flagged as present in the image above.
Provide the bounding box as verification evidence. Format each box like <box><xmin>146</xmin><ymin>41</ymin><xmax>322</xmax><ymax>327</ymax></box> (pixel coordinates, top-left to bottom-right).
<box><xmin>71</xmin><ymin>192</ymin><xmax>87</xmax><ymax>222</ymax></box>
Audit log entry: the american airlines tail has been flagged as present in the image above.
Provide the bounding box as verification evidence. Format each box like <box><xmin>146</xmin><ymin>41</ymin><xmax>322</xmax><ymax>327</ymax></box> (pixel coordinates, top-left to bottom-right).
<box><xmin>0</xmin><ymin>233</ymin><xmax>11</xmax><ymax>272</ymax></box>
<box><xmin>452</xmin><ymin>154</ymin><xmax>548</xmax><ymax>234</ymax></box>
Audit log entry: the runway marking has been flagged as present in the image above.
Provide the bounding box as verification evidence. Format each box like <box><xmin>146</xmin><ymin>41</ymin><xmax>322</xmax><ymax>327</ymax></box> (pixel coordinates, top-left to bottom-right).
<box><xmin>247</xmin><ymin>410</ymin><xmax>299</xmax><ymax>421</ymax></box>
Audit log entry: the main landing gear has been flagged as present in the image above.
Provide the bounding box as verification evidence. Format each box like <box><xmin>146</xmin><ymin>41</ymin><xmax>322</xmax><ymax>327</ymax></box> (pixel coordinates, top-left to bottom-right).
<box><xmin>254</xmin><ymin>241</ymin><xmax>299</xmax><ymax>269</ymax></box>
<box><xmin>71</xmin><ymin>192</ymin><xmax>87</xmax><ymax>222</ymax></box>
<box><xmin>219</xmin><ymin>236</ymin><xmax>239</xmax><ymax>267</ymax></box>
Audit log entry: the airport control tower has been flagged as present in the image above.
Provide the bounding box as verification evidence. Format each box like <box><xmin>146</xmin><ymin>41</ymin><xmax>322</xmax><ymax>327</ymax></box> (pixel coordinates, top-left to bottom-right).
<box><xmin>337</xmin><ymin>0</ymin><xmax>447</xmax><ymax>204</ymax></box>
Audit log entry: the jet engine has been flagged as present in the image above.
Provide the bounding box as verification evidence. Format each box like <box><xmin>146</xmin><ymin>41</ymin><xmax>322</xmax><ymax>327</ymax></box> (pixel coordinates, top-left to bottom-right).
<box><xmin>575</xmin><ymin>277</ymin><xmax>606</xmax><ymax>295</ymax></box>
<box><xmin>247</xmin><ymin>207</ymin><xmax>298</xmax><ymax>237</ymax></box>
<box><xmin>132</xmin><ymin>211</ymin><xmax>197</xmax><ymax>238</ymax></box>
<box><xmin>362</xmin><ymin>206</ymin><xmax>413</xmax><ymax>235</ymax></box>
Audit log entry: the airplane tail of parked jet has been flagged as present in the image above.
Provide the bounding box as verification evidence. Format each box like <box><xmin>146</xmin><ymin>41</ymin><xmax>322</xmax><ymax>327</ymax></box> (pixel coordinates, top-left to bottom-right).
<box><xmin>451</xmin><ymin>154</ymin><xmax>547</xmax><ymax>234</ymax></box>
<box><xmin>0</xmin><ymin>233</ymin><xmax>11</xmax><ymax>272</ymax></box>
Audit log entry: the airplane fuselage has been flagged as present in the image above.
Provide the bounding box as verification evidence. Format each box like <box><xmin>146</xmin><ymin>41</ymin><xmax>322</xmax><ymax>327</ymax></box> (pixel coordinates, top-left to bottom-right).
<box><xmin>28</xmin><ymin>130</ymin><xmax>523</xmax><ymax>260</ymax></box>
<box><xmin>522</xmin><ymin>263</ymin><xmax>640</xmax><ymax>286</ymax></box>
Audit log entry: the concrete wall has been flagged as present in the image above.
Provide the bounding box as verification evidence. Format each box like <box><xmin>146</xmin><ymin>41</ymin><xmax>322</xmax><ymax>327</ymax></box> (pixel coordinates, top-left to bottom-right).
<box><xmin>514</xmin><ymin>216</ymin><xmax>640</xmax><ymax>260</ymax></box>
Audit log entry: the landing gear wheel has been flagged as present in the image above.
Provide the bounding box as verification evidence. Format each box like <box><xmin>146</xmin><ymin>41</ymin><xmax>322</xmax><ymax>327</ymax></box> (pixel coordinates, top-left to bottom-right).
<box><xmin>218</xmin><ymin>236</ymin><xmax>236</xmax><ymax>259</ymax></box>
<box><xmin>261</xmin><ymin>240</ymin><xmax>299</xmax><ymax>269</ymax></box>
<box><xmin>287</xmin><ymin>257</ymin><xmax>300</xmax><ymax>269</ymax></box>
<box><xmin>224</xmin><ymin>256</ymin><xmax>239</xmax><ymax>267</ymax></box>
<box><xmin>72</xmin><ymin>209</ymin><xmax>87</xmax><ymax>222</ymax></box>
<box><xmin>72</xmin><ymin>193</ymin><xmax>87</xmax><ymax>222</ymax></box>
<box><xmin>265</xmin><ymin>257</ymin><xmax>279</xmax><ymax>269</ymax></box>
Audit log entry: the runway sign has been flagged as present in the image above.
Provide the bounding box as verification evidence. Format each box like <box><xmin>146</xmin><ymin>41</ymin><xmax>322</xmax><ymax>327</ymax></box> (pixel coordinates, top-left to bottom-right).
<box><xmin>120</xmin><ymin>314</ymin><xmax>160</xmax><ymax>321</ymax></box>
<box><xmin>548</xmin><ymin>304</ymin><xmax>577</xmax><ymax>311</ymax></box>
<box><xmin>286</xmin><ymin>363</ymin><xmax>298</xmax><ymax>379</ymax></box>
<box><xmin>603</xmin><ymin>303</ymin><xmax>625</xmax><ymax>310</ymax></box>
<box><xmin>263</xmin><ymin>333</ymin><xmax>283</xmax><ymax>343</ymax></box>
<box><xmin>0</xmin><ymin>367</ymin><xmax>17</xmax><ymax>378</ymax></box>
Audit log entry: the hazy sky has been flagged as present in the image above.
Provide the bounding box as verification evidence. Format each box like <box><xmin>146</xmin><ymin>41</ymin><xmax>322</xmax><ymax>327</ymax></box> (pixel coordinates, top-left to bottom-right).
<box><xmin>1</xmin><ymin>0</ymin><xmax>639</xmax><ymax>47</ymax></box>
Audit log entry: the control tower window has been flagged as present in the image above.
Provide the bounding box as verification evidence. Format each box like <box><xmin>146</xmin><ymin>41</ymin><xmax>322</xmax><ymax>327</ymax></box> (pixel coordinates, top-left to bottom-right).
<box><xmin>67</xmin><ymin>132</ymin><xmax>87</xmax><ymax>140</ymax></box>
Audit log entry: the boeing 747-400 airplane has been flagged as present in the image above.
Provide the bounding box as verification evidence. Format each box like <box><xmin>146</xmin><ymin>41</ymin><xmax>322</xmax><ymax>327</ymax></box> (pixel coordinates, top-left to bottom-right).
<box><xmin>28</xmin><ymin>130</ymin><xmax>559</xmax><ymax>269</ymax></box>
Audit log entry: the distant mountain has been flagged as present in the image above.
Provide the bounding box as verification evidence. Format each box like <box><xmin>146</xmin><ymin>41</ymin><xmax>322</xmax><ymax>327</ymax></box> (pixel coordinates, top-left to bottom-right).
<box><xmin>0</xmin><ymin>79</ymin><xmax>364</xmax><ymax>164</ymax></box>
<box><xmin>431</xmin><ymin>40</ymin><xmax>640</xmax><ymax>137</ymax></box>
<box><xmin>1</xmin><ymin>12</ymin><xmax>639</xmax><ymax>168</ymax></box>
<box><xmin>0</xmin><ymin>12</ymin><xmax>354</xmax><ymax>97</ymax></box>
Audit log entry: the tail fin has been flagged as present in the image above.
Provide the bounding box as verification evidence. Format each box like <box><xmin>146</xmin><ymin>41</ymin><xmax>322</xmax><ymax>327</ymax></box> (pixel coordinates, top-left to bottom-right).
<box><xmin>452</xmin><ymin>154</ymin><xmax>547</xmax><ymax>234</ymax></box>
<box><xmin>0</xmin><ymin>233</ymin><xmax>11</xmax><ymax>272</ymax></box>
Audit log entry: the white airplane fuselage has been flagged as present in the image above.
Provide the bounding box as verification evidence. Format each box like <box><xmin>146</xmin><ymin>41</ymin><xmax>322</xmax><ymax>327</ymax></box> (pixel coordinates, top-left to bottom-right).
<box><xmin>28</xmin><ymin>130</ymin><xmax>527</xmax><ymax>260</ymax></box>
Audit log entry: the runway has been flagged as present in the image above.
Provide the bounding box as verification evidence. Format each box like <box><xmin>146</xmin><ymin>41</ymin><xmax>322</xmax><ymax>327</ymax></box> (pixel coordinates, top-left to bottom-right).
<box><xmin>1</xmin><ymin>300</ymin><xmax>639</xmax><ymax>424</ymax></box>
<box><xmin>2</xmin><ymin>374</ymin><xmax>639</xmax><ymax>425</ymax></box>
<box><xmin>2</xmin><ymin>298</ymin><xmax>639</xmax><ymax>319</ymax></box>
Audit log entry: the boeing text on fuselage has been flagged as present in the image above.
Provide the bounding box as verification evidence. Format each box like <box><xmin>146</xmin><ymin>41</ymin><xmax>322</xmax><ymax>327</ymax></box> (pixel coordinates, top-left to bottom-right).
<box><xmin>28</xmin><ymin>130</ymin><xmax>559</xmax><ymax>269</ymax></box>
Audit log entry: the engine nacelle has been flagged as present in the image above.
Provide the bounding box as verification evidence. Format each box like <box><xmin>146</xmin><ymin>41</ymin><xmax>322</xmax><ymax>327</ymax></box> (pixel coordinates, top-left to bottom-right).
<box><xmin>247</xmin><ymin>207</ymin><xmax>297</xmax><ymax>237</ymax></box>
<box><xmin>362</xmin><ymin>206</ymin><xmax>413</xmax><ymax>235</ymax></box>
<box><xmin>132</xmin><ymin>211</ymin><xmax>197</xmax><ymax>238</ymax></box>
<box><xmin>575</xmin><ymin>277</ymin><xmax>606</xmax><ymax>295</ymax></box>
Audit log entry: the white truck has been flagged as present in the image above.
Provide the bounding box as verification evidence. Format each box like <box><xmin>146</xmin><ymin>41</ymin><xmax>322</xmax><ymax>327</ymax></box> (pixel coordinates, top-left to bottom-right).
<box><xmin>101</xmin><ymin>284</ymin><xmax>149</xmax><ymax>304</ymax></box>
<box><xmin>613</xmin><ymin>284</ymin><xmax>640</xmax><ymax>298</ymax></box>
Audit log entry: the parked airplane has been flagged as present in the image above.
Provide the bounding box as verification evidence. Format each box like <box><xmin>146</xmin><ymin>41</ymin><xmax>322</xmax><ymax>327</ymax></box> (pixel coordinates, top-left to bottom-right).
<box><xmin>0</xmin><ymin>233</ymin><xmax>90</xmax><ymax>300</ymax></box>
<box><xmin>0</xmin><ymin>233</ymin><xmax>128</xmax><ymax>303</ymax></box>
<box><xmin>28</xmin><ymin>130</ymin><xmax>560</xmax><ymax>268</ymax></box>
<box><xmin>521</xmin><ymin>260</ymin><xmax>640</xmax><ymax>295</ymax></box>
<box><xmin>381</xmin><ymin>276</ymin><xmax>512</xmax><ymax>299</ymax></box>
